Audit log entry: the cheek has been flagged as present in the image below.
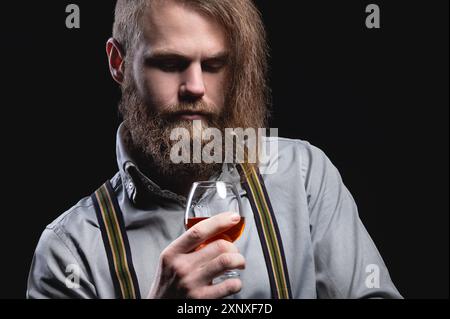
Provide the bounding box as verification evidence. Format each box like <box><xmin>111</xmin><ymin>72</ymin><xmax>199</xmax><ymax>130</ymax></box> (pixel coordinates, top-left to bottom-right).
<box><xmin>142</xmin><ymin>70</ymin><xmax>181</xmax><ymax>109</ymax></box>
<box><xmin>204</xmin><ymin>73</ymin><xmax>228</xmax><ymax>107</ymax></box>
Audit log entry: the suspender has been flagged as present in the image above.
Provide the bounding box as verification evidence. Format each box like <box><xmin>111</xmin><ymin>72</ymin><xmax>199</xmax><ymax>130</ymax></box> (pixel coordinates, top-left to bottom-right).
<box><xmin>92</xmin><ymin>165</ymin><xmax>292</xmax><ymax>299</ymax></box>
<box><xmin>91</xmin><ymin>181</ymin><xmax>141</xmax><ymax>299</ymax></box>
<box><xmin>237</xmin><ymin>163</ymin><xmax>292</xmax><ymax>299</ymax></box>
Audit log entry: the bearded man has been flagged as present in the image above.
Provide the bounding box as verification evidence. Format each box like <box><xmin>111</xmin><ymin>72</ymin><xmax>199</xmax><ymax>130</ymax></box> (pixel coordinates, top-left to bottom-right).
<box><xmin>27</xmin><ymin>0</ymin><xmax>402</xmax><ymax>299</ymax></box>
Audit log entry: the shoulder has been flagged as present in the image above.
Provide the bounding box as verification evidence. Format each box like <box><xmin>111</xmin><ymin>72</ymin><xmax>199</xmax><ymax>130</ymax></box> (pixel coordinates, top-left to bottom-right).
<box><xmin>261</xmin><ymin>136</ymin><xmax>329</xmax><ymax>162</ymax></box>
<box><xmin>260</xmin><ymin>136</ymin><xmax>335</xmax><ymax>183</ymax></box>
<box><xmin>41</xmin><ymin>173</ymin><xmax>123</xmax><ymax>253</ymax></box>
<box><xmin>27</xmin><ymin>173</ymin><xmax>123</xmax><ymax>298</ymax></box>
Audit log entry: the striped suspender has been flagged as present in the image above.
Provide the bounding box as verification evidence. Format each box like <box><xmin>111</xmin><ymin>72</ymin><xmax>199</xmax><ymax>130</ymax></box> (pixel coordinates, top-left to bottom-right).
<box><xmin>91</xmin><ymin>181</ymin><xmax>141</xmax><ymax>299</ymax></box>
<box><xmin>237</xmin><ymin>163</ymin><xmax>293</xmax><ymax>299</ymax></box>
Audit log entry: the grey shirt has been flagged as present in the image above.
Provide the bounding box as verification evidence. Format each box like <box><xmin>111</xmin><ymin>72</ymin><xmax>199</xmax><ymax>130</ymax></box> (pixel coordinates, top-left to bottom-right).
<box><xmin>26</xmin><ymin>123</ymin><xmax>402</xmax><ymax>299</ymax></box>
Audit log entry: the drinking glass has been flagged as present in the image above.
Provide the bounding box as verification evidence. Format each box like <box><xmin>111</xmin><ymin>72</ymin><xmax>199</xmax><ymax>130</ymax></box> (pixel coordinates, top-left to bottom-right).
<box><xmin>185</xmin><ymin>181</ymin><xmax>245</xmax><ymax>279</ymax></box>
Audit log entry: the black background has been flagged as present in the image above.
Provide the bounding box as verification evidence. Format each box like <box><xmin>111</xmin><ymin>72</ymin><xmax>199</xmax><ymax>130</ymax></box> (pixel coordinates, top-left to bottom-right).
<box><xmin>0</xmin><ymin>1</ymin><xmax>448</xmax><ymax>299</ymax></box>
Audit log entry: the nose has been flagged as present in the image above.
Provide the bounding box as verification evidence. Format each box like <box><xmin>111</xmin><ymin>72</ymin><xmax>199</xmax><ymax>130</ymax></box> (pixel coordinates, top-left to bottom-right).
<box><xmin>179</xmin><ymin>63</ymin><xmax>205</xmax><ymax>102</ymax></box>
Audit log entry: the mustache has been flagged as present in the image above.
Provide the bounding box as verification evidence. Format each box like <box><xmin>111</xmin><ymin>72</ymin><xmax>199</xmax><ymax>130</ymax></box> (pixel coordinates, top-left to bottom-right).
<box><xmin>159</xmin><ymin>101</ymin><xmax>220</xmax><ymax>121</ymax></box>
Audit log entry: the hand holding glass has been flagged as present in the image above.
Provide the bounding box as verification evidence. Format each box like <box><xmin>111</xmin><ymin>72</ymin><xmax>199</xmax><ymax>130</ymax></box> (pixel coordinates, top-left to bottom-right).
<box><xmin>185</xmin><ymin>181</ymin><xmax>245</xmax><ymax>279</ymax></box>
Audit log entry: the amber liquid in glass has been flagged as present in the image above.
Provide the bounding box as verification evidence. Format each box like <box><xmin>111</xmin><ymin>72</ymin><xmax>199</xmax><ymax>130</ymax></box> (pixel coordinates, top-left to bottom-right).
<box><xmin>186</xmin><ymin>217</ymin><xmax>245</xmax><ymax>248</ymax></box>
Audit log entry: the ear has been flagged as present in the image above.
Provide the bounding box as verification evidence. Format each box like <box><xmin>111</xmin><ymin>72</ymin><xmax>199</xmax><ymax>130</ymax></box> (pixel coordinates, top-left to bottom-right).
<box><xmin>106</xmin><ymin>38</ymin><xmax>125</xmax><ymax>84</ymax></box>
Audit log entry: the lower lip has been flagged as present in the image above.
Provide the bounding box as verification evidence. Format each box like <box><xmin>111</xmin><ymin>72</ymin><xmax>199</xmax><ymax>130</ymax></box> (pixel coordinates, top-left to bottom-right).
<box><xmin>179</xmin><ymin>114</ymin><xmax>204</xmax><ymax>120</ymax></box>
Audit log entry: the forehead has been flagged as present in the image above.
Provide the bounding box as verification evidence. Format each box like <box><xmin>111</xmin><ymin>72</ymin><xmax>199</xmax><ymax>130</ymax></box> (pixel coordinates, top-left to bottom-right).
<box><xmin>141</xmin><ymin>1</ymin><xmax>228</xmax><ymax>57</ymax></box>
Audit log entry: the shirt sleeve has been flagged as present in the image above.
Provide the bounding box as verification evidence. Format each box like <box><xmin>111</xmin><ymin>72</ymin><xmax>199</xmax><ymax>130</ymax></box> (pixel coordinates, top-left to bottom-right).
<box><xmin>303</xmin><ymin>143</ymin><xmax>402</xmax><ymax>299</ymax></box>
<box><xmin>26</xmin><ymin>227</ymin><xmax>97</xmax><ymax>299</ymax></box>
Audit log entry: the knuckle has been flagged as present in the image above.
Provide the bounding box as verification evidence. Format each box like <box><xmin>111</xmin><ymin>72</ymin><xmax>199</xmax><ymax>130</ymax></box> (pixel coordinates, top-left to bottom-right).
<box><xmin>188</xmin><ymin>226</ymin><xmax>204</xmax><ymax>242</ymax></box>
<box><xmin>215</xmin><ymin>279</ymin><xmax>242</xmax><ymax>297</ymax></box>
<box><xmin>215</xmin><ymin>239</ymin><xmax>233</xmax><ymax>253</ymax></box>
<box><xmin>237</xmin><ymin>253</ymin><xmax>246</xmax><ymax>267</ymax></box>
<box><xmin>160</xmin><ymin>249</ymin><xmax>174</xmax><ymax>267</ymax></box>
<box><xmin>178</xmin><ymin>277</ymin><xmax>192</xmax><ymax>292</ymax></box>
<box><xmin>218</xmin><ymin>254</ymin><xmax>233</xmax><ymax>268</ymax></box>
<box><xmin>225</xmin><ymin>279</ymin><xmax>242</xmax><ymax>295</ymax></box>
<box><xmin>171</xmin><ymin>257</ymin><xmax>189</xmax><ymax>277</ymax></box>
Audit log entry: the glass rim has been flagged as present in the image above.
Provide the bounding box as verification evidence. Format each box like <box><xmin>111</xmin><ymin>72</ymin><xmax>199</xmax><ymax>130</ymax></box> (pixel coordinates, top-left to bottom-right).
<box><xmin>191</xmin><ymin>181</ymin><xmax>237</xmax><ymax>188</ymax></box>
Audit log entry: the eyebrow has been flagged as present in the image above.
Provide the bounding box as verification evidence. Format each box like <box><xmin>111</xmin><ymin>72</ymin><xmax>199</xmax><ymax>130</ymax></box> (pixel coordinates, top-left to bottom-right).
<box><xmin>144</xmin><ymin>50</ymin><xmax>230</xmax><ymax>62</ymax></box>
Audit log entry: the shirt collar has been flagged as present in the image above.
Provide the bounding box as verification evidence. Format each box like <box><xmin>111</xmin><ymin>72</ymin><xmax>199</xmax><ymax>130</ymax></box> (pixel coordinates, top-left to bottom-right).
<box><xmin>116</xmin><ymin>123</ymin><xmax>245</xmax><ymax>207</ymax></box>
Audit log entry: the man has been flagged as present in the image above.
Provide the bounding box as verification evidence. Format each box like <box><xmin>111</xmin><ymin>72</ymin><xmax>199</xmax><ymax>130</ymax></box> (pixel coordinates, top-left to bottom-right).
<box><xmin>27</xmin><ymin>0</ymin><xmax>402</xmax><ymax>299</ymax></box>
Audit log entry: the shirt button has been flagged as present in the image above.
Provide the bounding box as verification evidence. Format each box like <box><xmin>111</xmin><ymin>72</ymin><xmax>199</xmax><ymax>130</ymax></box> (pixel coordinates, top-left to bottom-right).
<box><xmin>128</xmin><ymin>182</ymin><xmax>134</xmax><ymax>190</ymax></box>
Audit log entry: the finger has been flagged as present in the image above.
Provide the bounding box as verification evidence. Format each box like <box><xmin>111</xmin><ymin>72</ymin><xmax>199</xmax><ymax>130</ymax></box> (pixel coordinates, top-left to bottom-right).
<box><xmin>199</xmin><ymin>253</ymin><xmax>246</xmax><ymax>284</ymax></box>
<box><xmin>170</xmin><ymin>212</ymin><xmax>241</xmax><ymax>254</ymax></box>
<box><xmin>193</xmin><ymin>278</ymin><xmax>242</xmax><ymax>299</ymax></box>
<box><xmin>189</xmin><ymin>239</ymin><xmax>239</xmax><ymax>267</ymax></box>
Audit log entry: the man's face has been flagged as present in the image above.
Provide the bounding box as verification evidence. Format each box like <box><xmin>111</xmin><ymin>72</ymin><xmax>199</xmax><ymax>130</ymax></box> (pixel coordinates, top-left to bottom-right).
<box><xmin>133</xmin><ymin>0</ymin><xmax>230</xmax><ymax>122</ymax></box>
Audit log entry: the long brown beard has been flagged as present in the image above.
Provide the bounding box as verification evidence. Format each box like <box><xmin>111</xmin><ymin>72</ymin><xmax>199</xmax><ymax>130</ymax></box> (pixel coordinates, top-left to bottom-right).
<box><xmin>118</xmin><ymin>69</ymin><xmax>267</xmax><ymax>187</ymax></box>
<box><xmin>119</xmin><ymin>77</ymin><xmax>229</xmax><ymax>183</ymax></box>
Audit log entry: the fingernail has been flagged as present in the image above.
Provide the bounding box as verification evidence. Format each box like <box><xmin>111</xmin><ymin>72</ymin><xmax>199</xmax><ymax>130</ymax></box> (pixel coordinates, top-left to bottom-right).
<box><xmin>231</xmin><ymin>213</ymin><xmax>241</xmax><ymax>222</ymax></box>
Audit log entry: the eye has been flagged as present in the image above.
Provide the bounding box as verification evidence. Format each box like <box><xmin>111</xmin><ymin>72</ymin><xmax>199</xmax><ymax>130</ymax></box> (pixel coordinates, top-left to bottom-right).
<box><xmin>145</xmin><ymin>58</ymin><xmax>189</xmax><ymax>72</ymax></box>
<box><xmin>202</xmin><ymin>59</ymin><xmax>227</xmax><ymax>73</ymax></box>
<box><xmin>160</xmin><ymin>60</ymin><xmax>189</xmax><ymax>72</ymax></box>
